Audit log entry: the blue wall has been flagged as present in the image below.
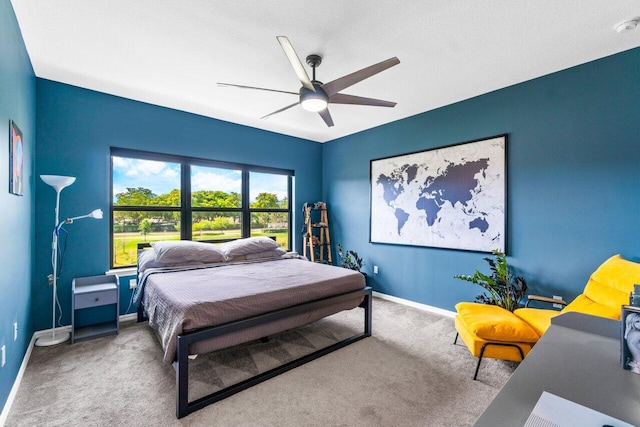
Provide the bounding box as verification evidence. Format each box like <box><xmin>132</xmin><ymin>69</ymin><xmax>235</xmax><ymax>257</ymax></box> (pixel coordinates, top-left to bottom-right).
<box><xmin>34</xmin><ymin>80</ymin><xmax>322</xmax><ymax>331</ymax></box>
<box><xmin>0</xmin><ymin>0</ymin><xmax>36</xmax><ymax>413</ymax></box>
<box><xmin>323</xmin><ymin>47</ymin><xmax>640</xmax><ymax>311</ymax></box>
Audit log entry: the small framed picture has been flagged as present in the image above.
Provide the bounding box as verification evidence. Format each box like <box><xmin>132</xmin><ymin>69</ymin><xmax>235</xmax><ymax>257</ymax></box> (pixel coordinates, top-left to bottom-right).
<box><xmin>631</xmin><ymin>285</ymin><xmax>640</xmax><ymax>306</ymax></box>
<box><xmin>9</xmin><ymin>120</ymin><xmax>23</xmax><ymax>196</ymax></box>
<box><xmin>621</xmin><ymin>305</ymin><xmax>640</xmax><ymax>374</ymax></box>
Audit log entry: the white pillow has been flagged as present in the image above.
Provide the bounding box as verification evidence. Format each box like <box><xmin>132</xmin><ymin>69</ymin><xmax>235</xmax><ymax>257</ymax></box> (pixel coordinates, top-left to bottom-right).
<box><xmin>137</xmin><ymin>248</ymin><xmax>167</xmax><ymax>273</ymax></box>
<box><xmin>151</xmin><ymin>240</ymin><xmax>225</xmax><ymax>264</ymax></box>
<box><xmin>244</xmin><ymin>248</ymin><xmax>287</xmax><ymax>260</ymax></box>
<box><xmin>138</xmin><ymin>248</ymin><xmax>207</xmax><ymax>273</ymax></box>
<box><xmin>220</xmin><ymin>237</ymin><xmax>280</xmax><ymax>258</ymax></box>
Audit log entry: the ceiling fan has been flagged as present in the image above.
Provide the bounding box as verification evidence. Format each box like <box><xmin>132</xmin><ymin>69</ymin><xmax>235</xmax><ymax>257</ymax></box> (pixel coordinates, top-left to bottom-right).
<box><xmin>218</xmin><ymin>36</ymin><xmax>400</xmax><ymax>127</ymax></box>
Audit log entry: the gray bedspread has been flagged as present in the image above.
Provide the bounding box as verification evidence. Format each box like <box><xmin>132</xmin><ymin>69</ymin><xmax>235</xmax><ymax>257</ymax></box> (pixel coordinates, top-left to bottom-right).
<box><xmin>138</xmin><ymin>258</ymin><xmax>366</xmax><ymax>363</ymax></box>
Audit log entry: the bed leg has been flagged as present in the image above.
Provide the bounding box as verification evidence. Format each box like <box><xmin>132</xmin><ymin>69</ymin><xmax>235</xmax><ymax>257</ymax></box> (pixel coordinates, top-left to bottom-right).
<box><xmin>137</xmin><ymin>304</ymin><xmax>148</xmax><ymax>323</ymax></box>
<box><xmin>176</xmin><ymin>335</ymin><xmax>189</xmax><ymax>418</ymax></box>
<box><xmin>364</xmin><ymin>292</ymin><xmax>372</xmax><ymax>336</ymax></box>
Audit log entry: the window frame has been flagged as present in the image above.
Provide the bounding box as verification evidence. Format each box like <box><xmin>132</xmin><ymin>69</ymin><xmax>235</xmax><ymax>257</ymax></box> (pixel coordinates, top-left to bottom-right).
<box><xmin>110</xmin><ymin>147</ymin><xmax>293</xmax><ymax>269</ymax></box>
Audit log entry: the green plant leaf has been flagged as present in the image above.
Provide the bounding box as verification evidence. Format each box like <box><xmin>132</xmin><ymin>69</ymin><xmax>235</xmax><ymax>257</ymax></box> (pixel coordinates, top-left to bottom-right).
<box><xmin>453</xmin><ymin>249</ymin><xmax>528</xmax><ymax>312</ymax></box>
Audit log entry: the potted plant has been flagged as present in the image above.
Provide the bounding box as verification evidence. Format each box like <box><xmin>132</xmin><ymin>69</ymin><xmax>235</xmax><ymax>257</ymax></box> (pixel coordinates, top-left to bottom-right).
<box><xmin>454</xmin><ymin>249</ymin><xmax>527</xmax><ymax>312</ymax></box>
<box><xmin>336</xmin><ymin>244</ymin><xmax>364</xmax><ymax>272</ymax></box>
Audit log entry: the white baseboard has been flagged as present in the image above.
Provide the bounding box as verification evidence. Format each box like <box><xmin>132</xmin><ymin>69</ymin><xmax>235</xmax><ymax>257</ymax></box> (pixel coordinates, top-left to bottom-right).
<box><xmin>373</xmin><ymin>291</ymin><xmax>456</xmax><ymax>318</ymax></box>
<box><xmin>1</xmin><ymin>312</ymin><xmax>140</xmax><ymax>425</ymax></box>
<box><xmin>0</xmin><ymin>333</ymin><xmax>35</xmax><ymax>427</ymax></box>
<box><xmin>120</xmin><ymin>313</ymin><xmax>138</xmax><ymax>323</ymax></box>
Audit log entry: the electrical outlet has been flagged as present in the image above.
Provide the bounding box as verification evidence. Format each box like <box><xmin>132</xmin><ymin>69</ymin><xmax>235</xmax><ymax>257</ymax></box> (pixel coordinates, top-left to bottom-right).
<box><xmin>1</xmin><ymin>345</ymin><xmax>5</xmax><ymax>367</ymax></box>
<box><xmin>129</xmin><ymin>279</ymin><xmax>137</xmax><ymax>290</ymax></box>
<box><xmin>373</xmin><ymin>265</ymin><xmax>379</xmax><ymax>274</ymax></box>
<box><xmin>13</xmin><ymin>322</ymin><xmax>18</xmax><ymax>341</ymax></box>
<box><xmin>553</xmin><ymin>295</ymin><xmax>563</xmax><ymax>309</ymax></box>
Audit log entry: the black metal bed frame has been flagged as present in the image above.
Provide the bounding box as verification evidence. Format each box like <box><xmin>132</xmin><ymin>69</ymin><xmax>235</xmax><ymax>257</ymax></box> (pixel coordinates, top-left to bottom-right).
<box><xmin>139</xmin><ymin>286</ymin><xmax>372</xmax><ymax>418</ymax></box>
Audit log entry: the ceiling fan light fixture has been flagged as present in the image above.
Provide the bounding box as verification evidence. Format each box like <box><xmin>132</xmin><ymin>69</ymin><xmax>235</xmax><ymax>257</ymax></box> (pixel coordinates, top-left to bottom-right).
<box><xmin>301</xmin><ymin>97</ymin><xmax>328</xmax><ymax>112</ymax></box>
<box><xmin>300</xmin><ymin>87</ymin><xmax>328</xmax><ymax>112</ymax></box>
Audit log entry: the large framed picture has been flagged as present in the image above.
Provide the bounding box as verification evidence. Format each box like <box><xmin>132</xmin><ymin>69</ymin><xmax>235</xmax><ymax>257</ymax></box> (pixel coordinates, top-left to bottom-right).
<box><xmin>622</xmin><ymin>305</ymin><xmax>640</xmax><ymax>375</ymax></box>
<box><xmin>9</xmin><ymin>120</ymin><xmax>24</xmax><ymax>196</ymax></box>
<box><xmin>370</xmin><ymin>134</ymin><xmax>506</xmax><ymax>253</ymax></box>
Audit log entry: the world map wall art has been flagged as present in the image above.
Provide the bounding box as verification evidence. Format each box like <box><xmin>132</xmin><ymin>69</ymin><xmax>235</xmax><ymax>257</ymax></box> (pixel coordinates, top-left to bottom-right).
<box><xmin>370</xmin><ymin>135</ymin><xmax>506</xmax><ymax>253</ymax></box>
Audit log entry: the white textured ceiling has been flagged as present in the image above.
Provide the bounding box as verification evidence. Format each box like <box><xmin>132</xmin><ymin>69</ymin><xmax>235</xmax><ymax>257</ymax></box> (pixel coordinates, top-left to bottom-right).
<box><xmin>10</xmin><ymin>1</ymin><xmax>640</xmax><ymax>142</ymax></box>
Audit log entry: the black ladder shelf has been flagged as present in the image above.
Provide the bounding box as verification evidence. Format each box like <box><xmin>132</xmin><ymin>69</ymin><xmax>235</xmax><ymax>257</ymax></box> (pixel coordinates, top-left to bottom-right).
<box><xmin>302</xmin><ymin>201</ymin><xmax>332</xmax><ymax>264</ymax></box>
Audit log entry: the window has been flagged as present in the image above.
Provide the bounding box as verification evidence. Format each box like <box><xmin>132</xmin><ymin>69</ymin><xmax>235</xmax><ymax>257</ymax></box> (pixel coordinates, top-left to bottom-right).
<box><xmin>191</xmin><ymin>165</ymin><xmax>242</xmax><ymax>242</ymax></box>
<box><xmin>249</xmin><ymin>171</ymin><xmax>290</xmax><ymax>249</ymax></box>
<box><xmin>111</xmin><ymin>148</ymin><xmax>293</xmax><ymax>268</ymax></box>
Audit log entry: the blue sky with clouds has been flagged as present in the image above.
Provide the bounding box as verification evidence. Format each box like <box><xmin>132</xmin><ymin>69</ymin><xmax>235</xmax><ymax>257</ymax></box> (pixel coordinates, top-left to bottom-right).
<box><xmin>112</xmin><ymin>156</ymin><xmax>288</xmax><ymax>202</ymax></box>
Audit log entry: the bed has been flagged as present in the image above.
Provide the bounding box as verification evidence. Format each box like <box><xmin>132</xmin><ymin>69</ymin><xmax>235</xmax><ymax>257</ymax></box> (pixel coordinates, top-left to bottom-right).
<box><xmin>134</xmin><ymin>238</ymin><xmax>372</xmax><ymax>418</ymax></box>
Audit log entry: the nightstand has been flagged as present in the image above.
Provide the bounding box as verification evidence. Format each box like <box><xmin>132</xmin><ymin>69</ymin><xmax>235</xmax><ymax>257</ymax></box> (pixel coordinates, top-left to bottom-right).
<box><xmin>71</xmin><ymin>274</ymin><xmax>119</xmax><ymax>343</ymax></box>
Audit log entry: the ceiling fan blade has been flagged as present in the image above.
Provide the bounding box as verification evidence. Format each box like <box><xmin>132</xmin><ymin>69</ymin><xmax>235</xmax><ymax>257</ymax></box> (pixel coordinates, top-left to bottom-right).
<box><xmin>321</xmin><ymin>57</ymin><xmax>400</xmax><ymax>96</ymax></box>
<box><xmin>261</xmin><ymin>102</ymin><xmax>299</xmax><ymax>120</ymax></box>
<box><xmin>276</xmin><ymin>36</ymin><xmax>315</xmax><ymax>92</ymax></box>
<box><xmin>217</xmin><ymin>83</ymin><xmax>298</xmax><ymax>96</ymax></box>
<box><xmin>329</xmin><ymin>93</ymin><xmax>396</xmax><ymax>107</ymax></box>
<box><xmin>318</xmin><ymin>108</ymin><xmax>334</xmax><ymax>127</ymax></box>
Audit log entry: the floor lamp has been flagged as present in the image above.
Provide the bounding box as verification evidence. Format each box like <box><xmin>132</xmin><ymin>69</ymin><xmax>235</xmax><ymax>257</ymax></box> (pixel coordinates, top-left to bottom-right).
<box><xmin>36</xmin><ymin>175</ymin><xmax>103</xmax><ymax>347</ymax></box>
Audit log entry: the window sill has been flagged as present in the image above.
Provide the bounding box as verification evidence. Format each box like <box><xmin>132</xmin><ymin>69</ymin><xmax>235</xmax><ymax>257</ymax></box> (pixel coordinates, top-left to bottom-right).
<box><xmin>106</xmin><ymin>267</ymin><xmax>137</xmax><ymax>277</ymax></box>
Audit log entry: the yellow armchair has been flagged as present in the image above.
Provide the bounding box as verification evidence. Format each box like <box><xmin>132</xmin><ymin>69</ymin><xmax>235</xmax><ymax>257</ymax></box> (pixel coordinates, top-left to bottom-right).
<box><xmin>454</xmin><ymin>254</ymin><xmax>640</xmax><ymax>380</ymax></box>
<box><xmin>514</xmin><ymin>254</ymin><xmax>640</xmax><ymax>336</ymax></box>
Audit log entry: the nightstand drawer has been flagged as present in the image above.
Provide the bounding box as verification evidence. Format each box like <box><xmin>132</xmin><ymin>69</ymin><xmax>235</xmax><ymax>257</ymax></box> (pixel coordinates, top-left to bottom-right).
<box><xmin>75</xmin><ymin>289</ymin><xmax>117</xmax><ymax>309</ymax></box>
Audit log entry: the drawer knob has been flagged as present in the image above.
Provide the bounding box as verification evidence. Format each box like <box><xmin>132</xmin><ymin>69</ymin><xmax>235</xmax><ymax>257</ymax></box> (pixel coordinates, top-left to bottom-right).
<box><xmin>94</xmin><ymin>297</ymin><xmax>100</xmax><ymax>302</ymax></box>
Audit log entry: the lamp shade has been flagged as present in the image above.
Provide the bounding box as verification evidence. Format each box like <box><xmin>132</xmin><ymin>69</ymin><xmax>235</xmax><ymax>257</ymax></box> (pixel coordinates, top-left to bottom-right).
<box><xmin>65</xmin><ymin>208</ymin><xmax>104</xmax><ymax>224</ymax></box>
<box><xmin>41</xmin><ymin>175</ymin><xmax>76</xmax><ymax>192</ymax></box>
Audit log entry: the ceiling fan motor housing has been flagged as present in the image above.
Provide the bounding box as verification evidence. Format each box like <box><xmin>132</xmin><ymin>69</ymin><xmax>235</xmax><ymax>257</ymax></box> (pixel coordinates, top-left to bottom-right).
<box><xmin>300</xmin><ymin>83</ymin><xmax>328</xmax><ymax>112</ymax></box>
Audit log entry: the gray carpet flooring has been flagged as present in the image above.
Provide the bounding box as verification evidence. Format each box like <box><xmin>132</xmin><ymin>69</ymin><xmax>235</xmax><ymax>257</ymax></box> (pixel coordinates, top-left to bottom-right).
<box><xmin>5</xmin><ymin>297</ymin><xmax>517</xmax><ymax>426</ymax></box>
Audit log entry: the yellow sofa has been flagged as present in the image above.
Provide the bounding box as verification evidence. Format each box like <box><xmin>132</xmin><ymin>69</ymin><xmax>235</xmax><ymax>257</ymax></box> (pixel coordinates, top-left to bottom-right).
<box><xmin>454</xmin><ymin>254</ymin><xmax>640</xmax><ymax>380</ymax></box>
